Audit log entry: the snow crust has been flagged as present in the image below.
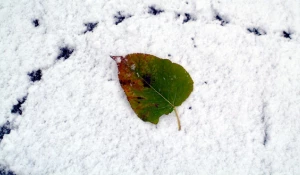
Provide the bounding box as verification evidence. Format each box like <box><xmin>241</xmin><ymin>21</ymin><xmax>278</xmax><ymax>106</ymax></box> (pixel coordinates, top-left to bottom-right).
<box><xmin>0</xmin><ymin>0</ymin><xmax>300</xmax><ymax>174</ymax></box>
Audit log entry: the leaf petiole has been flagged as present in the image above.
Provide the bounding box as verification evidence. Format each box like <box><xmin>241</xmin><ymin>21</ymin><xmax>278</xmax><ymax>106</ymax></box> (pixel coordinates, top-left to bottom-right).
<box><xmin>174</xmin><ymin>107</ymin><xmax>181</xmax><ymax>131</ymax></box>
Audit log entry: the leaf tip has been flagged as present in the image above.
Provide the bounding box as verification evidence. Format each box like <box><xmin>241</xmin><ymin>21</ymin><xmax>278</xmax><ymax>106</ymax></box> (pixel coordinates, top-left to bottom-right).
<box><xmin>110</xmin><ymin>56</ymin><xmax>124</xmax><ymax>63</ymax></box>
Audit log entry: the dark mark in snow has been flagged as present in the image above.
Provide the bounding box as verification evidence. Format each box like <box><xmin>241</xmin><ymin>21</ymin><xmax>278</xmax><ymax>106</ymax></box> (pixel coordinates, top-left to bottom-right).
<box><xmin>114</xmin><ymin>11</ymin><xmax>132</xmax><ymax>25</ymax></box>
<box><xmin>215</xmin><ymin>15</ymin><xmax>222</xmax><ymax>21</ymax></box>
<box><xmin>0</xmin><ymin>167</ymin><xmax>16</xmax><ymax>175</ymax></box>
<box><xmin>204</xmin><ymin>81</ymin><xmax>208</xmax><ymax>84</ymax></box>
<box><xmin>84</xmin><ymin>22</ymin><xmax>98</xmax><ymax>34</ymax></box>
<box><xmin>168</xmin><ymin>54</ymin><xmax>171</xmax><ymax>57</ymax></box>
<box><xmin>0</xmin><ymin>122</ymin><xmax>11</xmax><ymax>142</ymax></box>
<box><xmin>263</xmin><ymin>127</ymin><xmax>269</xmax><ymax>146</ymax></box>
<box><xmin>282</xmin><ymin>31</ymin><xmax>291</xmax><ymax>39</ymax></box>
<box><xmin>57</xmin><ymin>47</ymin><xmax>74</xmax><ymax>60</ymax></box>
<box><xmin>261</xmin><ymin>102</ymin><xmax>269</xmax><ymax>146</ymax></box>
<box><xmin>215</xmin><ymin>14</ymin><xmax>228</xmax><ymax>26</ymax></box>
<box><xmin>261</xmin><ymin>112</ymin><xmax>265</xmax><ymax>123</ymax></box>
<box><xmin>183</xmin><ymin>13</ymin><xmax>192</xmax><ymax>24</ymax></box>
<box><xmin>261</xmin><ymin>102</ymin><xmax>267</xmax><ymax>123</ymax></box>
<box><xmin>247</xmin><ymin>28</ymin><xmax>266</xmax><ymax>36</ymax></box>
<box><xmin>28</xmin><ymin>69</ymin><xmax>42</xmax><ymax>82</ymax></box>
<box><xmin>32</xmin><ymin>19</ymin><xmax>39</xmax><ymax>27</ymax></box>
<box><xmin>11</xmin><ymin>96</ymin><xmax>27</xmax><ymax>115</ymax></box>
<box><xmin>148</xmin><ymin>6</ymin><xmax>164</xmax><ymax>15</ymax></box>
<box><xmin>191</xmin><ymin>37</ymin><xmax>197</xmax><ymax>48</ymax></box>
<box><xmin>189</xmin><ymin>106</ymin><xmax>192</xmax><ymax>110</ymax></box>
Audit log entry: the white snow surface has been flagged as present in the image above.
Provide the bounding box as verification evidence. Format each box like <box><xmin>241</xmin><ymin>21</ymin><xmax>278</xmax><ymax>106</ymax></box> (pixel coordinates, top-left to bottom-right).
<box><xmin>0</xmin><ymin>0</ymin><xmax>300</xmax><ymax>174</ymax></box>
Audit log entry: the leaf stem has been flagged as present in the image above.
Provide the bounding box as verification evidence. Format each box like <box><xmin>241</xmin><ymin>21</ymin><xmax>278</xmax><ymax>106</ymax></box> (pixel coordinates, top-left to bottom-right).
<box><xmin>174</xmin><ymin>107</ymin><xmax>181</xmax><ymax>131</ymax></box>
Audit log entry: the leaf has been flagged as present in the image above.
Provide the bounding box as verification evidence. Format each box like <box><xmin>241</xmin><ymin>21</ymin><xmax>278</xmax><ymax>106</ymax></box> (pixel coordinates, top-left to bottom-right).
<box><xmin>111</xmin><ymin>53</ymin><xmax>193</xmax><ymax>130</ymax></box>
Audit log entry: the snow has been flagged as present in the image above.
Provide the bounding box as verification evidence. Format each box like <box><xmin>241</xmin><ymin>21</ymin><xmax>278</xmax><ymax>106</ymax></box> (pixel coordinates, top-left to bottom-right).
<box><xmin>0</xmin><ymin>0</ymin><xmax>300</xmax><ymax>174</ymax></box>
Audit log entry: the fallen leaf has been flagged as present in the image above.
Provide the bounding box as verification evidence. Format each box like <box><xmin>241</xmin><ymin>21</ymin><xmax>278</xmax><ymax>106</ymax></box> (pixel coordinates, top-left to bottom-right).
<box><xmin>111</xmin><ymin>53</ymin><xmax>193</xmax><ymax>130</ymax></box>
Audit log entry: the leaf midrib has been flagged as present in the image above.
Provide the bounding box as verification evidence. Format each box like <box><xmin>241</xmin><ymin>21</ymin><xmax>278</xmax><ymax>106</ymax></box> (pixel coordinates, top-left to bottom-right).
<box><xmin>136</xmin><ymin>72</ymin><xmax>175</xmax><ymax>108</ymax></box>
<box><xmin>124</xmin><ymin>59</ymin><xmax>175</xmax><ymax>108</ymax></box>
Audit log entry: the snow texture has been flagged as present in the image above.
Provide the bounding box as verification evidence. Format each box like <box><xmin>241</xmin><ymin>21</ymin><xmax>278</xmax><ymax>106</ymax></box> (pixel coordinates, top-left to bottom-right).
<box><xmin>0</xmin><ymin>0</ymin><xmax>300</xmax><ymax>174</ymax></box>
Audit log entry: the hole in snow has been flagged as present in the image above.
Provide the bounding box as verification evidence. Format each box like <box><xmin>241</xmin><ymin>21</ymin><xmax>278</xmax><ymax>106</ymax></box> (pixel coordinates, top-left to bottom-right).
<box><xmin>282</xmin><ymin>31</ymin><xmax>292</xmax><ymax>39</ymax></box>
<box><xmin>57</xmin><ymin>47</ymin><xmax>74</xmax><ymax>60</ymax></box>
<box><xmin>183</xmin><ymin>13</ymin><xmax>191</xmax><ymax>23</ymax></box>
<box><xmin>83</xmin><ymin>22</ymin><xmax>98</xmax><ymax>34</ymax></box>
<box><xmin>0</xmin><ymin>167</ymin><xmax>16</xmax><ymax>175</ymax></box>
<box><xmin>0</xmin><ymin>121</ymin><xmax>11</xmax><ymax>142</ymax></box>
<box><xmin>28</xmin><ymin>69</ymin><xmax>42</xmax><ymax>82</ymax></box>
<box><xmin>114</xmin><ymin>11</ymin><xmax>132</xmax><ymax>25</ymax></box>
<box><xmin>11</xmin><ymin>96</ymin><xmax>27</xmax><ymax>115</ymax></box>
<box><xmin>148</xmin><ymin>6</ymin><xmax>164</xmax><ymax>15</ymax></box>
<box><xmin>247</xmin><ymin>27</ymin><xmax>266</xmax><ymax>36</ymax></box>
<box><xmin>32</xmin><ymin>19</ymin><xmax>39</xmax><ymax>27</ymax></box>
<box><xmin>182</xmin><ymin>13</ymin><xmax>195</xmax><ymax>24</ymax></box>
<box><xmin>263</xmin><ymin>130</ymin><xmax>269</xmax><ymax>146</ymax></box>
<box><xmin>215</xmin><ymin>14</ymin><xmax>228</xmax><ymax>26</ymax></box>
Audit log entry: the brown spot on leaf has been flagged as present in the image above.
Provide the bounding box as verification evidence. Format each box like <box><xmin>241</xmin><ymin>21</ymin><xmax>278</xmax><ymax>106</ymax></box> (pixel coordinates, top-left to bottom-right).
<box><xmin>155</xmin><ymin>104</ymin><xmax>159</xmax><ymax>108</ymax></box>
<box><xmin>120</xmin><ymin>80</ymin><xmax>131</xmax><ymax>86</ymax></box>
<box><xmin>141</xmin><ymin>114</ymin><xmax>147</xmax><ymax>121</ymax></box>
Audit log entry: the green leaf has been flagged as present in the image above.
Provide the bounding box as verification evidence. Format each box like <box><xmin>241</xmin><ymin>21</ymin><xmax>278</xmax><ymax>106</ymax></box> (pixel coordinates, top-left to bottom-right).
<box><xmin>111</xmin><ymin>53</ymin><xmax>193</xmax><ymax>130</ymax></box>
